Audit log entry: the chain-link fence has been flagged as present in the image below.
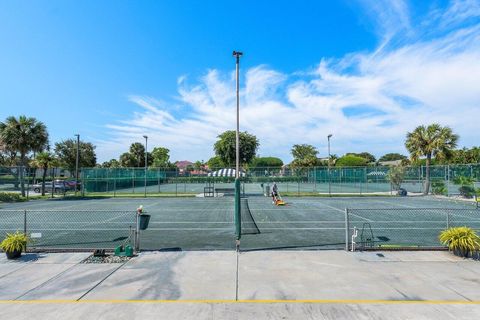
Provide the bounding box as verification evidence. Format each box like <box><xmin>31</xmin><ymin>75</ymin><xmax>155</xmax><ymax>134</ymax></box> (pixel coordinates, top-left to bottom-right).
<box><xmin>1</xmin><ymin>205</ymin><xmax>479</xmax><ymax>252</ymax></box>
<box><xmin>0</xmin><ymin>166</ymin><xmax>78</xmax><ymax>198</ymax></box>
<box><xmin>79</xmin><ymin>164</ymin><xmax>480</xmax><ymax>197</ymax></box>
<box><xmin>1</xmin><ymin>164</ymin><xmax>478</xmax><ymax>198</ymax></box>
<box><xmin>347</xmin><ymin>208</ymin><xmax>480</xmax><ymax>250</ymax></box>
<box><xmin>0</xmin><ymin>210</ymin><xmax>136</xmax><ymax>250</ymax></box>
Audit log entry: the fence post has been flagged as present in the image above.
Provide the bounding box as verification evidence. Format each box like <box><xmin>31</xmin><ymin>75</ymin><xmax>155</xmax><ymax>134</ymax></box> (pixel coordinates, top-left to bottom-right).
<box><xmin>24</xmin><ymin>209</ymin><xmax>27</xmax><ymax>234</ymax></box>
<box><xmin>51</xmin><ymin>167</ymin><xmax>55</xmax><ymax>199</ymax></box>
<box><xmin>132</xmin><ymin>169</ymin><xmax>135</xmax><ymax>194</ymax></box>
<box><xmin>106</xmin><ymin>169</ymin><xmax>109</xmax><ymax>194</ymax></box>
<box><xmin>26</xmin><ymin>169</ymin><xmax>30</xmax><ymax>200</ymax></box>
<box><xmin>135</xmin><ymin>212</ymin><xmax>140</xmax><ymax>252</ymax></box>
<box><xmin>359</xmin><ymin>174</ymin><xmax>362</xmax><ymax>195</ymax></box>
<box><xmin>234</xmin><ymin>179</ymin><xmax>242</xmax><ymax>240</ymax></box>
<box><xmin>24</xmin><ymin>209</ymin><xmax>27</xmax><ymax>251</ymax></box>
<box><xmin>81</xmin><ymin>170</ymin><xmax>85</xmax><ymax>197</ymax></box>
<box><xmin>447</xmin><ymin>165</ymin><xmax>450</xmax><ymax>197</ymax></box>
<box><xmin>446</xmin><ymin>211</ymin><xmax>450</xmax><ymax>229</ymax></box>
<box><xmin>345</xmin><ymin>208</ymin><xmax>350</xmax><ymax>251</ymax></box>
<box><xmin>328</xmin><ymin>167</ymin><xmax>331</xmax><ymax>197</ymax></box>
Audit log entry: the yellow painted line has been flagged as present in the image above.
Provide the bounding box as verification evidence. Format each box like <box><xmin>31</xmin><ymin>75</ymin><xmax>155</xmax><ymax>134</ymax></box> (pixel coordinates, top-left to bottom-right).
<box><xmin>0</xmin><ymin>299</ymin><xmax>480</xmax><ymax>305</ymax></box>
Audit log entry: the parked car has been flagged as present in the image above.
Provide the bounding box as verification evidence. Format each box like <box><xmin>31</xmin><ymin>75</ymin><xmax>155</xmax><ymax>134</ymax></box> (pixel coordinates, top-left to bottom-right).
<box><xmin>63</xmin><ymin>180</ymin><xmax>81</xmax><ymax>191</ymax></box>
<box><xmin>32</xmin><ymin>180</ymin><xmax>69</xmax><ymax>193</ymax></box>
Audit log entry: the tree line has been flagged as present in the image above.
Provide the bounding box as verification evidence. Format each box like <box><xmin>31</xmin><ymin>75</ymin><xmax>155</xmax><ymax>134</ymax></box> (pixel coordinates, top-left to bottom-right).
<box><xmin>1</xmin><ymin>115</ymin><xmax>478</xmax><ymax>196</ymax></box>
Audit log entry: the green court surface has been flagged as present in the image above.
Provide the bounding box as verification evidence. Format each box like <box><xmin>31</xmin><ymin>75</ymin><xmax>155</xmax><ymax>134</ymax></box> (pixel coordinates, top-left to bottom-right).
<box><xmin>0</xmin><ymin>196</ymin><xmax>478</xmax><ymax>251</ymax></box>
<box><xmin>81</xmin><ymin>180</ymin><xmax>476</xmax><ymax>197</ymax></box>
<box><xmin>84</xmin><ymin>181</ymin><xmax>416</xmax><ymax>196</ymax></box>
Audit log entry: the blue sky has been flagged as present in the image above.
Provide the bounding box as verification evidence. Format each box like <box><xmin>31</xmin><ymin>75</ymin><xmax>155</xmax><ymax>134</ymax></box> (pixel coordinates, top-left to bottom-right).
<box><xmin>0</xmin><ymin>0</ymin><xmax>479</xmax><ymax>163</ymax></box>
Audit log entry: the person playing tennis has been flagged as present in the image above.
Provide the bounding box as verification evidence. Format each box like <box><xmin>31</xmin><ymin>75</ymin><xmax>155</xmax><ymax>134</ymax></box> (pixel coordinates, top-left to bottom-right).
<box><xmin>271</xmin><ymin>182</ymin><xmax>279</xmax><ymax>203</ymax></box>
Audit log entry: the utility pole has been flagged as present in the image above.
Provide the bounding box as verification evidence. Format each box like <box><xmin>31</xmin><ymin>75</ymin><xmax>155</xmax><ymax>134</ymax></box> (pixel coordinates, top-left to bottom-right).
<box><xmin>74</xmin><ymin>134</ymin><xmax>80</xmax><ymax>196</ymax></box>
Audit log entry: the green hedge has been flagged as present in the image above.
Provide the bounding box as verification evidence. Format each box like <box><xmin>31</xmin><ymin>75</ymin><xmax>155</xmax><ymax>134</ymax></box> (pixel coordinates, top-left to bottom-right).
<box><xmin>0</xmin><ymin>192</ymin><xmax>23</xmax><ymax>202</ymax></box>
<box><xmin>166</xmin><ymin>176</ymin><xmax>307</xmax><ymax>183</ymax></box>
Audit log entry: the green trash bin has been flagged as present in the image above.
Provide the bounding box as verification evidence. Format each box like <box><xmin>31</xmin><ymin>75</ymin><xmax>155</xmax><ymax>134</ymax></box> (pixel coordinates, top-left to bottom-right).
<box><xmin>139</xmin><ymin>214</ymin><xmax>151</xmax><ymax>230</ymax></box>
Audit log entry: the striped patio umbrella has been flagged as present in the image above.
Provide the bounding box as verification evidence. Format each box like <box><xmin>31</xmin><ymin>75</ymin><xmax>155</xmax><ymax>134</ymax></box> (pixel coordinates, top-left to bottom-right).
<box><xmin>207</xmin><ymin>168</ymin><xmax>246</xmax><ymax>177</ymax></box>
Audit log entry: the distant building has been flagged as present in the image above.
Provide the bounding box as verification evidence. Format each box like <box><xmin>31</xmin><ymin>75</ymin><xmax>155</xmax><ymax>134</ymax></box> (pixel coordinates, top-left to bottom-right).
<box><xmin>378</xmin><ymin>160</ymin><xmax>403</xmax><ymax>166</ymax></box>
<box><xmin>175</xmin><ymin>160</ymin><xmax>193</xmax><ymax>174</ymax></box>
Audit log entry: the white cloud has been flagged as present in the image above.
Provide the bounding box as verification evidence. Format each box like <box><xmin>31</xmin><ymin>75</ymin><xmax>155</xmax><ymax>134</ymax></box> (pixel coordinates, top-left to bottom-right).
<box><xmin>97</xmin><ymin>1</ymin><xmax>480</xmax><ymax>163</ymax></box>
<box><xmin>357</xmin><ymin>0</ymin><xmax>413</xmax><ymax>45</ymax></box>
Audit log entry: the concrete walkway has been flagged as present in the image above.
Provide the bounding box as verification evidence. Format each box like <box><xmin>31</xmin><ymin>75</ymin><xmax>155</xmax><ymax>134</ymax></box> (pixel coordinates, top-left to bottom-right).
<box><xmin>0</xmin><ymin>250</ymin><xmax>479</xmax><ymax>319</ymax></box>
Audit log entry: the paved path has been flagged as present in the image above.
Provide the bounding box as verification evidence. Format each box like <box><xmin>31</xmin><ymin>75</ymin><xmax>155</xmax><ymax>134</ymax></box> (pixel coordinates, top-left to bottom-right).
<box><xmin>0</xmin><ymin>250</ymin><xmax>479</xmax><ymax>319</ymax></box>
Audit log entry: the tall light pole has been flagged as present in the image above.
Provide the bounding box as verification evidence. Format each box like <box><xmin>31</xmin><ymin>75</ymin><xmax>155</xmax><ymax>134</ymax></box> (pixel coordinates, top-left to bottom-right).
<box><xmin>74</xmin><ymin>134</ymin><xmax>80</xmax><ymax>196</ymax></box>
<box><xmin>233</xmin><ymin>51</ymin><xmax>243</xmax><ymax>179</ymax></box>
<box><xmin>143</xmin><ymin>135</ymin><xmax>148</xmax><ymax>198</ymax></box>
<box><xmin>328</xmin><ymin>134</ymin><xmax>332</xmax><ymax>196</ymax></box>
<box><xmin>233</xmin><ymin>51</ymin><xmax>243</xmax><ymax>243</ymax></box>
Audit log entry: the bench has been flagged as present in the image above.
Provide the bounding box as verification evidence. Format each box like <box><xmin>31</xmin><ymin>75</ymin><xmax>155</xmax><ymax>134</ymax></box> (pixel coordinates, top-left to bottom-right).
<box><xmin>204</xmin><ymin>186</ymin><xmax>214</xmax><ymax>197</ymax></box>
<box><xmin>215</xmin><ymin>188</ymin><xmax>235</xmax><ymax>196</ymax></box>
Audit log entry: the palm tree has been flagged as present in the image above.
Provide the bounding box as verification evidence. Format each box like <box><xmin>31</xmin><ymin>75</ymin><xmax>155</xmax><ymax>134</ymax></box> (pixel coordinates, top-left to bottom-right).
<box><xmin>129</xmin><ymin>143</ymin><xmax>145</xmax><ymax>167</ymax></box>
<box><xmin>0</xmin><ymin>116</ymin><xmax>49</xmax><ymax>196</ymax></box>
<box><xmin>30</xmin><ymin>151</ymin><xmax>58</xmax><ymax>196</ymax></box>
<box><xmin>405</xmin><ymin>124</ymin><xmax>458</xmax><ymax>195</ymax></box>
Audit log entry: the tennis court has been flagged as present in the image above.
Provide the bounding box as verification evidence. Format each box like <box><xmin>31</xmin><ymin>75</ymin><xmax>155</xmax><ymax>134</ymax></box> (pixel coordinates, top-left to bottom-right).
<box><xmin>0</xmin><ymin>195</ymin><xmax>478</xmax><ymax>251</ymax></box>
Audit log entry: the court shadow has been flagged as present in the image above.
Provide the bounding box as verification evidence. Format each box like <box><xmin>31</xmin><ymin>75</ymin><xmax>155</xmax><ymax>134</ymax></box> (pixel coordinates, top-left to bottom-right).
<box><xmin>13</xmin><ymin>253</ymin><xmax>42</xmax><ymax>262</ymax></box>
<box><xmin>376</xmin><ymin>236</ymin><xmax>390</xmax><ymax>242</ymax></box>
<box><xmin>240</xmin><ymin>242</ymin><xmax>346</xmax><ymax>252</ymax></box>
<box><xmin>33</xmin><ymin>237</ymin><xmax>130</xmax><ymax>247</ymax></box>
<box><xmin>112</xmin><ymin>236</ymin><xmax>129</xmax><ymax>242</ymax></box>
<box><xmin>51</xmin><ymin>196</ymin><xmax>113</xmax><ymax>201</ymax></box>
<box><xmin>158</xmin><ymin>247</ymin><xmax>183</xmax><ymax>252</ymax></box>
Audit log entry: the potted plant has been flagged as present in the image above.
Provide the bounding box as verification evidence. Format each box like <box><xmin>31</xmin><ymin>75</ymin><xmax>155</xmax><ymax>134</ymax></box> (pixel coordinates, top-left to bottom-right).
<box><xmin>0</xmin><ymin>231</ymin><xmax>29</xmax><ymax>259</ymax></box>
<box><xmin>137</xmin><ymin>205</ymin><xmax>151</xmax><ymax>230</ymax></box>
<box><xmin>439</xmin><ymin>226</ymin><xmax>480</xmax><ymax>258</ymax></box>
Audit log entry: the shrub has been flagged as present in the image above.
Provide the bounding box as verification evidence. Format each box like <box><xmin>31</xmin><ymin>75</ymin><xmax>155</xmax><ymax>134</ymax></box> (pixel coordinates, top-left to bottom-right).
<box><xmin>439</xmin><ymin>227</ymin><xmax>480</xmax><ymax>257</ymax></box>
<box><xmin>335</xmin><ymin>155</ymin><xmax>368</xmax><ymax>167</ymax></box>
<box><xmin>250</xmin><ymin>157</ymin><xmax>284</xmax><ymax>168</ymax></box>
<box><xmin>431</xmin><ymin>180</ymin><xmax>447</xmax><ymax>195</ymax></box>
<box><xmin>387</xmin><ymin>166</ymin><xmax>405</xmax><ymax>190</ymax></box>
<box><xmin>459</xmin><ymin>185</ymin><xmax>476</xmax><ymax>198</ymax></box>
<box><xmin>452</xmin><ymin>175</ymin><xmax>476</xmax><ymax>198</ymax></box>
<box><xmin>0</xmin><ymin>192</ymin><xmax>22</xmax><ymax>202</ymax></box>
<box><xmin>0</xmin><ymin>231</ymin><xmax>29</xmax><ymax>253</ymax></box>
<box><xmin>453</xmin><ymin>175</ymin><xmax>475</xmax><ymax>186</ymax></box>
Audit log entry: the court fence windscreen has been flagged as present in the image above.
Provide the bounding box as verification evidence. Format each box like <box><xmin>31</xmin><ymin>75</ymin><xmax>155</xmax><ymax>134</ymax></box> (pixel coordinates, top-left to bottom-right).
<box><xmin>1</xmin><ymin>164</ymin><xmax>479</xmax><ymax>198</ymax></box>
<box><xmin>79</xmin><ymin>164</ymin><xmax>480</xmax><ymax>197</ymax></box>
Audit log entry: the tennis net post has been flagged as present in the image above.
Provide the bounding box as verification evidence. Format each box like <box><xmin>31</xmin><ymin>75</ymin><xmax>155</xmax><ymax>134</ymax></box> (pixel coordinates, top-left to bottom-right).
<box><xmin>234</xmin><ymin>178</ymin><xmax>241</xmax><ymax>240</ymax></box>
